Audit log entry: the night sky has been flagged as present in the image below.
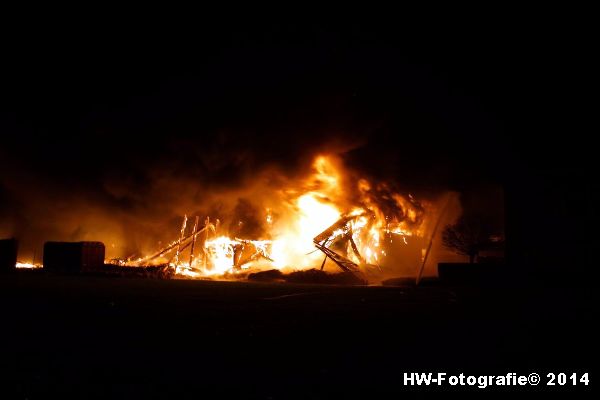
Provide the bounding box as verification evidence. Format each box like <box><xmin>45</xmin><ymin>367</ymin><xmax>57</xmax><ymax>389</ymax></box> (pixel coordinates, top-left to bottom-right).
<box><xmin>0</xmin><ymin>18</ymin><xmax>593</xmax><ymax>267</ymax></box>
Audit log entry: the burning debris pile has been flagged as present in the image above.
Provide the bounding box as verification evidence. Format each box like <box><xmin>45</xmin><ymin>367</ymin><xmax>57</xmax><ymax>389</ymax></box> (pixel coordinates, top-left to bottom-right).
<box><xmin>104</xmin><ymin>155</ymin><xmax>437</xmax><ymax>282</ymax></box>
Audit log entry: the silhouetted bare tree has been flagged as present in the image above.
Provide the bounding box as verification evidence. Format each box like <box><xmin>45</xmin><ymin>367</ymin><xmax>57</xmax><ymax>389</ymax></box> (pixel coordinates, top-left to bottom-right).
<box><xmin>442</xmin><ymin>215</ymin><xmax>495</xmax><ymax>263</ymax></box>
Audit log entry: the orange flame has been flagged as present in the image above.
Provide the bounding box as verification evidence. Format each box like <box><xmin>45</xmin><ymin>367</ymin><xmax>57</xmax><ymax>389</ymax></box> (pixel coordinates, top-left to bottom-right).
<box><xmin>111</xmin><ymin>155</ymin><xmax>429</xmax><ymax>278</ymax></box>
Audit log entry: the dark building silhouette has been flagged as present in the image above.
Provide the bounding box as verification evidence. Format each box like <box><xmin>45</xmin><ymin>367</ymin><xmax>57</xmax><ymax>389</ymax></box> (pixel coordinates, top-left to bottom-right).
<box><xmin>0</xmin><ymin>238</ymin><xmax>18</xmax><ymax>272</ymax></box>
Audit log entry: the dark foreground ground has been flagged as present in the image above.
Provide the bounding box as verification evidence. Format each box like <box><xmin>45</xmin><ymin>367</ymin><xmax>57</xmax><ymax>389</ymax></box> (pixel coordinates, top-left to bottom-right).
<box><xmin>0</xmin><ymin>272</ymin><xmax>595</xmax><ymax>397</ymax></box>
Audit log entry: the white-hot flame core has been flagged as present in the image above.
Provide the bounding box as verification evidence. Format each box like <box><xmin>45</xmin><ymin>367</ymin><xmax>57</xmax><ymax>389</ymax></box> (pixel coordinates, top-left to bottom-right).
<box><xmin>269</xmin><ymin>193</ymin><xmax>341</xmax><ymax>269</ymax></box>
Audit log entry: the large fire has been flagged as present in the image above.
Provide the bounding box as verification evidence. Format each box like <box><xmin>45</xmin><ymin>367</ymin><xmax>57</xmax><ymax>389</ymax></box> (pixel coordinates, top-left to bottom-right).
<box><xmin>102</xmin><ymin>155</ymin><xmax>432</xmax><ymax>280</ymax></box>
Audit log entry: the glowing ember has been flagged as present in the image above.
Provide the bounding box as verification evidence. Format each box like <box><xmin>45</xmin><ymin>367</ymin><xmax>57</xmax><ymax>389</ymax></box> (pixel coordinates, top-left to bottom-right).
<box><xmin>16</xmin><ymin>262</ymin><xmax>42</xmax><ymax>269</ymax></box>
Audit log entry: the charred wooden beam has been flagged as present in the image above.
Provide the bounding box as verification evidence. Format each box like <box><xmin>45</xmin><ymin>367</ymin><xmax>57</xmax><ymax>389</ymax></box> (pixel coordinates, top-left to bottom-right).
<box><xmin>169</xmin><ymin>240</ymin><xmax>193</xmax><ymax>263</ymax></box>
<box><xmin>188</xmin><ymin>216</ymin><xmax>200</xmax><ymax>268</ymax></box>
<box><xmin>313</xmin><ymin>242</ymin><xmax>360</xmax><ymax>273</ymax></box>
<box><xmin>319</xmin><ymin>255</ymin><xmax>327</xmax><ymax>271</ymax></box>
<box><xmin>348</xmin><ymin>234</ymin><xmax>364</xmax><ymax>264</ymax></box>
<box><xmin>312</xmin><ymin>214</ymin><xmax>365</xmax><ymax>274</ymax></box>
<box><xmin>136</xmin><ymin>223</ymin><xmax>215</xmax><ymax>264</ymax></box>
<box><xmin>312</xmin><ymin>215</ymin><xmax>354</xmax><ymax>244</ymax></box>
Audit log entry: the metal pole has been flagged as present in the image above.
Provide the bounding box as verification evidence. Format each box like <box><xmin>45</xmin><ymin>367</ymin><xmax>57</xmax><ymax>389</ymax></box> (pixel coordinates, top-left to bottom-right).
<box><xmin>416</xmin><ymin>196</ymin><xmax>453</xmax><ymax>285</ymax></box>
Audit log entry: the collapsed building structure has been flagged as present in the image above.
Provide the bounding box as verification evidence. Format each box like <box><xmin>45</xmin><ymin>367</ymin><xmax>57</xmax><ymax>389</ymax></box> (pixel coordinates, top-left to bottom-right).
<box><xmin>13</xmin><ymin>156</ymin><xmax>447</xmax><ymax>283</ymax></box>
